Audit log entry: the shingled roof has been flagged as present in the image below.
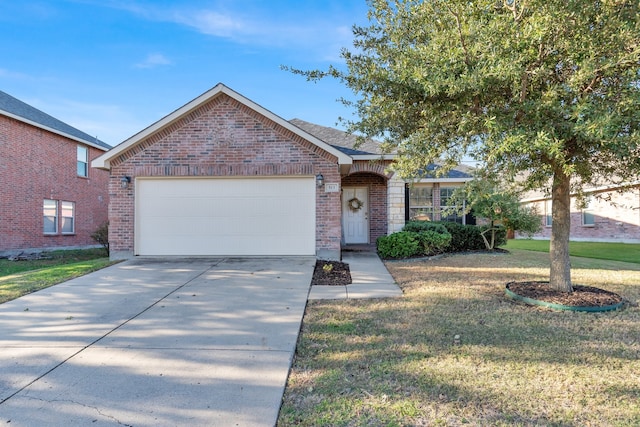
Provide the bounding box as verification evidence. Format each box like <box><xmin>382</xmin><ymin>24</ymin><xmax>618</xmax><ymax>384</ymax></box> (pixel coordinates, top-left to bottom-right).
<box><xmin>290</xmin><ymin>118</ymin><xmax>474</xmax><ymax>180</ymax></box>
<box><xmin>0</xmin><ymin>90</ymin><xmax>110</xmax><ymax>150</ymax></box>
<box><xmin>289</xmin><ymin>118</ymin><xmax>387</xmax><ymax>156</ymax></box>
<box><xmin>419</xmin><ymin>163</ymin><xmax>474</xmax><ymax>179</ymax></box>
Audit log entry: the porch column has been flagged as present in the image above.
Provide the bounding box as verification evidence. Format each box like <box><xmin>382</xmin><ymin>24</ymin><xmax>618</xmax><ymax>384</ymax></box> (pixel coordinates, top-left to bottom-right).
<box><xmin>432</xmin><ymin>183</ymin><xmax>441</xmax><ymax>221</ymax></box>
<box><xmin>387</xmin><ymin>173</ymin><xmax>406</xmax><ymax>234</ymax></box>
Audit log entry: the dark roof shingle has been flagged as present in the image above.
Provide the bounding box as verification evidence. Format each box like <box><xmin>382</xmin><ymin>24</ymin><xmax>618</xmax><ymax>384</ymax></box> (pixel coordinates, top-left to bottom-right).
<box><xmin>0</xmin><ymin>90</ymin><xmax>110</xmax><ymax>149</ymax></box>
<box><xmin>419</xmin><ymin>163</ymin><xmax>474</xmax><ymax>179</ymax></box>
<box><xmin>289</xmin><ymin>118</ymin><xmax>384</xmax><ymax>155</ymax></box>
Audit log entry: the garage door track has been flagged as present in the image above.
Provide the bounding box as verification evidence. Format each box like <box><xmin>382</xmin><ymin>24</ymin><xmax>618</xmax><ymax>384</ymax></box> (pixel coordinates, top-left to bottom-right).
<box><xmin>0</xmin><ymin>257</ymin><xmax>314</xmax><ymax>426</ymax></box>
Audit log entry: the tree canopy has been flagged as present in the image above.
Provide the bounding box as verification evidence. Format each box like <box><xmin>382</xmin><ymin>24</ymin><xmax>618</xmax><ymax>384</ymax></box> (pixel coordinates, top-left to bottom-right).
<box><xmin>290</xmin><ymin>0</ymin><xmax>640</xmax><ymax>292</ymax></box>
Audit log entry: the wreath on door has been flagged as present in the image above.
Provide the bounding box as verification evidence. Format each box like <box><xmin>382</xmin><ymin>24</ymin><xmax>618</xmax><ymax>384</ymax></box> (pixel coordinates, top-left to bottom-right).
<box><xmin>348</xmin><ymin>197</ymin><xmax>364</xmax><ymax>212</ymax></box>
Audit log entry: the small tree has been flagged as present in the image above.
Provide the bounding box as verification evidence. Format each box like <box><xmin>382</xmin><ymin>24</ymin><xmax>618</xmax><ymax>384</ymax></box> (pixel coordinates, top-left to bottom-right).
<box><xmin>474</xmin><ymin>193</ymin><xmax>541</xmax><ymax>250</ymax></box>
<box><xmin>91</xmin><ymin>221</ymin><xmax>109</xmax><ymax>256</ymax></box>
<box><xmin>449</xmin><ymin>180</ymin><xmax>541</xmax><ymax>250</ymax></box>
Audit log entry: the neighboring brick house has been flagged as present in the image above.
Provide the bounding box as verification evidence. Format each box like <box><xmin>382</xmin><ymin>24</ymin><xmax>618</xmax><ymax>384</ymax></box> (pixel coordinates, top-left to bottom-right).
<box><xmin>519</xmin><ymin>183</ymin><xmax>640</xmax><ymax>243</ymax></box>
<box><xmin>92</xmin><ymin>84</ymin><xmax>473</xmax><ymax>260</ymax></box>
<box><xmin>0</xmin><ymin>90</ymin><xmax>111</xmax><ymax>256</ymax></box>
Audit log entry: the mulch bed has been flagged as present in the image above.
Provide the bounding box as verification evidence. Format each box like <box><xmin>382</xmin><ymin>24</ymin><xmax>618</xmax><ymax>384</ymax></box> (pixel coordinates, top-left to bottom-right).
<box><xmin>311</xmin><ymin>260</ymin><xmax>352</xmax><ymax>286</ymax></box>
<box><xmin>507</xmin><ymin>281</ymin><xmax>623</xmax><ymax>307</ymax></box>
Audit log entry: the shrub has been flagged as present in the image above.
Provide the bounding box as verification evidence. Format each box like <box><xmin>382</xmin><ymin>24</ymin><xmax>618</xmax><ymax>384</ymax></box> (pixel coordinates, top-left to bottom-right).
<box><xmin>91</xmin><ymin>221</ymin><xmax>109</xmax><ymax>256</ymax></box>
<box><xmin>379</xmin><ymin>223</ymin><xmax>507</xmax><ymax>259</ymax></box>
<box><xmin>416</xmin><ymin>230</ymin><xmax>452</xmax><ymax>255</ymax></box>
<box><xmin>376</xmin><ymin>232</ymin><xmax>421</xmax><ymax>259</ymax></box>
<box><xmin>436</xmin><ymin>222</ymin><xmax>506</xmax><ymax>252</ymax></box>
<box><xmin>436</xmin><ymin>222</ymin><xmax>478</xmax><ymax>252</ymax></box>
<box><xmin>402</xmin><ymin>221</ymin><xmax>449</xmax><ymax>235</ymax></box>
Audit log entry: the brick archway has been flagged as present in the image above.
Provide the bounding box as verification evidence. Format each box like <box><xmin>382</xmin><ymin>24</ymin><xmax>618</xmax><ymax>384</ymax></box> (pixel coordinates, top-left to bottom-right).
<box><xmin>345</xmin><ymin>161</ymin><xmax>393</xmax><ymax>179</ymax></box>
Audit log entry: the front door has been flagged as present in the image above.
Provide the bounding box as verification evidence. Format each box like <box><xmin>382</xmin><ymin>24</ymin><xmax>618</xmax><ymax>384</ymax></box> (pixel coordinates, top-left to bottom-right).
<box><xmin>342</xmin><ymin>187</ymin><xmax>369</xmax><ymax>244</ymax></box>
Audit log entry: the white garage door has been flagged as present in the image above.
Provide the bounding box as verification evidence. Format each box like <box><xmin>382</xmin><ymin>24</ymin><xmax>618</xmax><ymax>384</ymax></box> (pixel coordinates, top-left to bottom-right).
<box><xmin>136</xmin><ymin>177</ymin><xmax>316</xmax><ymax>256</ymax></box>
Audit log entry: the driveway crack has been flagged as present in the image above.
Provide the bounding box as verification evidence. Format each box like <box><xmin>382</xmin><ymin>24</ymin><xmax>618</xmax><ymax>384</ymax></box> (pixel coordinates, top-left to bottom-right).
<box><xmin>13</xmin><ymin>396</ymin><xmax>134</xmax><ymax>426</ymax></box>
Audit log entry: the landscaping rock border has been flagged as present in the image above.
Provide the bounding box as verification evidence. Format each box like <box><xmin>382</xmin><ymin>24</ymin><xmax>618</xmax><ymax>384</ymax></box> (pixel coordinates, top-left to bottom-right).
<box><xmin>505</xmin><ymin>282</ymin><xmax>625</xmax><ymax>312</ymax></box>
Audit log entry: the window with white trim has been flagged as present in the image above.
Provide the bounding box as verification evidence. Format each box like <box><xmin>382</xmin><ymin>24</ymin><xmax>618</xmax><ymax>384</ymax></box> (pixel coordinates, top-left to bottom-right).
<box><xmin>409</xmin><ymin>185</ymin><xmax>434</xmax><ymax>220</ymax></box>
<box><xmin>440</xmin><ymin>187</ymin><xmax>466</xmax><ymax>224</ymax></box>
<box><xmin>43</xmin><ymin>199</ymin><xmax>58</xmax><ymax>234</ymax></box>
<box><xmin>544</xmin><ymin>200</ymin><xmax>552</xmax><ymax>227</ymax></box>
<box><xmin>582</xmin><ymin>196</ymin><xmax>595</xmax><ymax>226</ymax></box>
<box><xmin>77</xmin><ymin>145</ymin><xmax>88</xmax><ymax>177</ymax></box>
<box><xmin>61</xmin><ymin>201</ymin><xmax>75</xmax><ymax>234</ymax></box>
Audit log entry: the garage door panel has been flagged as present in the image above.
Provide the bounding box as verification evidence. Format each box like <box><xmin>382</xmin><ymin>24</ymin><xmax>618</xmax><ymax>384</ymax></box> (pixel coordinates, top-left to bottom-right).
<box><xmin>136</xmin><ymin>178</ymin><xmax>315</xmax><ymax>256</ymax></box>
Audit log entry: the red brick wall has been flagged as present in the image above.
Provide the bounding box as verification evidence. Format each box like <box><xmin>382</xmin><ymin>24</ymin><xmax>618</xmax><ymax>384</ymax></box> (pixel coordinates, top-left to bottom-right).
<box><xmin>0</xmin><ymin>115</ymin><xmax>110</xmax><ymax>253</ymax></box>
<box><xmin>341</xmin><ymin>173</ymin><xmax>388</xmax><ymax>243</ymax></box>
<box><xmin>519</xmin><ymin>187</ymin><xmax>640</xmax><ymax>242</ymax></box>
<box><xmin>108</xmin><ymin>93</ymin><xmax>341</xmax><ymax>256</ymax></box>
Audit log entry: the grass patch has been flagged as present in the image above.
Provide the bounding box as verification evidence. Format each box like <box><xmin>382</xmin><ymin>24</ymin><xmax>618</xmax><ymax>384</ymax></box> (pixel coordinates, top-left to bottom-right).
<box><xmin>279</xmin><ymin>250</ymin><xmax>640</xmax><ymax>426</ymax></box>
<box><xmin>0</xmin><ymin>249</ymin><xmax>113</xmax><ymax>304</ymax></box>
<box><xmin>506</xmin><ymin>239</ymin><xmax>640</xmax><ymax>264</ymax></box>
<box><xmin>0</xmin><ymin>248</ymin><xmax>109</xmax><ymax>276</ymax></box>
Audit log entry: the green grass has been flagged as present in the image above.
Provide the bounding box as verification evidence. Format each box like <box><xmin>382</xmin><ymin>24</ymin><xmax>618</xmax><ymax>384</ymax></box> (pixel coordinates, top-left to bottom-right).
<box><xmin>279</xmin><ymin>251</ymin><xmax>640</xmax><ymax>426</ymax></box>
<box><xmin>0</xmin><ymin>249</ymin><xmax>114</xmax><ymax>304</ymax></box>
<box><xmin>0</xmin><ymin>248</ymin><xmax>109</xmax><ymax>276</ymax></box>
<box><xmin>506</xmin><ymin>239</ymin><xmax>640</xmax><ymax>264</ymax></box>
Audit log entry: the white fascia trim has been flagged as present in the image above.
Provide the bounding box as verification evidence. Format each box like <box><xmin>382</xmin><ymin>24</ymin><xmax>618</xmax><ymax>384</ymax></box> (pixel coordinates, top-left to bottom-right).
<box><xmin>1</xmin><ymin>110</ymin><xmax>109</xmax><ymax>152</ymax></box>
<box><xmin>92</xmin><ymin>83</ymin><xmax>352</xmax><ymax>170</ymax></box>
<box><xmin>410</xmin><ymin>177</ymin><xmax>474</xmax><ymax>184</ymax></box>
<box><xmin>351</xmin><ymin>154</ymin><xmax>396</xmax><ymax>161</ymax></box>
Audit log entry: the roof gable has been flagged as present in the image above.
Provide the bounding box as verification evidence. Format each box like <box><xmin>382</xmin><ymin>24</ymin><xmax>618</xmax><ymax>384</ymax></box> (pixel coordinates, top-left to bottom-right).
<box><xmin>0</xmin><ymin>90</ymin><xmax>110</xmax><ymax>150</ymax></box>
<box><xmin>92</xmin><ymin>84</ymin><xmax>352</xmax><ymax>170</ymax></box>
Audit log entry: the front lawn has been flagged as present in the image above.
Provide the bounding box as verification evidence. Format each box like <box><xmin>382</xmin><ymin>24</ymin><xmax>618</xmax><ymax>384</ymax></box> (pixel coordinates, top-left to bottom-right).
<box><xmin>506</xmin><ymin>239</ymin><xmax>640</xmax><ymax>264</ymax></box>
<box><xmin>0</xmin><ymin>249</ymin><xmax>113</xmax><ymax>304</ymax></box>
<box><xmin>278</xmin><ymin>250</ymin><xmax>640</xmax><ymax>426</ymax></box>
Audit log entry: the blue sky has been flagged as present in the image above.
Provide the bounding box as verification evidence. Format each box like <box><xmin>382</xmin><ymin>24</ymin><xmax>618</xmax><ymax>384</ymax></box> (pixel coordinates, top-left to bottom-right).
<box><xmin>0</xmin><ymin>0</ymin><xmax>369</xmax><ymax>146</ymax></box>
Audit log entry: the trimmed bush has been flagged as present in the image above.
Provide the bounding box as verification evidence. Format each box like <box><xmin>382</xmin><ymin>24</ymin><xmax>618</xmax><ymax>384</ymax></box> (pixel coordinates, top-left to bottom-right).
<box><xmin>436</xmin><ymin>222</ymin><xmax>479</xmax><ymax>252</ymax></box>
<box><xmin>376</xmin><ymin>232</ymin><xmax>421</xmax><ymax>259</ymax></box>
<box><xmin>378</xmin><ymin>223</ymin><xmax>507</xmax><ymax>259</ymax></box>
<box><xmin>416</xmin><ymin>230</ymin><xmax>452</xmax><ymax>255</ymax></box>
<box><xmin>402</xmin><ymin>221</ymin><xmax>449</xmax><ymax>235</ymax></box>
<box><xmin>436</xmin><ymin>222</ymin><xmax>507</xmax><ymax>252</ymax></box>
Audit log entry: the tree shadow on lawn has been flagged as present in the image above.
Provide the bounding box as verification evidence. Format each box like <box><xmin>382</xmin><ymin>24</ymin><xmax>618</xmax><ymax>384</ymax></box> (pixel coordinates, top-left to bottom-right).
<box><xmin>285</xmin><ymin>297</ymin><xmax>640</xmax><ymax>425</ymax></box>
<box><xmin>281</xmin><ymin>252</ymin><xmax>640</xmax><ymax>426</ymax></box>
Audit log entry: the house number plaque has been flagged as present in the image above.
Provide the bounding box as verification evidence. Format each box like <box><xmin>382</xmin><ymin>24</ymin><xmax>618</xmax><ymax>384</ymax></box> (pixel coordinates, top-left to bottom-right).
<box><xmin>324</xmin><ymin>183</ymin><xmax>340</xmax><ymax>193</ymax></box>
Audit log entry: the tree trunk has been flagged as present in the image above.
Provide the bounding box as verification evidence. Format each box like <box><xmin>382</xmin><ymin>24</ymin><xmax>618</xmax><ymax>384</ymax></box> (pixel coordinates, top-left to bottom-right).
<box><xmin>549</xmin><ymin>169</ymin><xmax>573</xmax><ymax>292</ymax></box>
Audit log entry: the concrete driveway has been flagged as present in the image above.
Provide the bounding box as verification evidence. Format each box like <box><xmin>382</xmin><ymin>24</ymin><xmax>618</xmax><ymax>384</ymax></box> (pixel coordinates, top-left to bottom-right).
<box><xmin>0</xmin><ymin>257</ymin><xmax>314</xmax><ymax>426</ymax></box>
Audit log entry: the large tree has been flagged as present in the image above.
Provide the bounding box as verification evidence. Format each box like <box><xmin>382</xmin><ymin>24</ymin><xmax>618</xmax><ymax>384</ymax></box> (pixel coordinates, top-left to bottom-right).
<box><xmin>291</xmin><ymin>0</ymin><xmax>640</xmax><ymax>292</ymax></box>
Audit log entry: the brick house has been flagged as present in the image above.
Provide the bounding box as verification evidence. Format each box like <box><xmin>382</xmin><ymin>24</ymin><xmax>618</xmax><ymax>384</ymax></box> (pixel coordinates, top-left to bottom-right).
<box><xmin>0</xmin><ymin>90</ymin><xmax>111</xmax><ymax>256</ymax></box>
<box><xmin>519</xmin><ymin>183</ymin><xmax>640</xmax><ymax>243</ymax></box>
<box><xmin>93</xmin><ymin>84</ymin><xmax>473</xmax><ymax>260</ymax></box>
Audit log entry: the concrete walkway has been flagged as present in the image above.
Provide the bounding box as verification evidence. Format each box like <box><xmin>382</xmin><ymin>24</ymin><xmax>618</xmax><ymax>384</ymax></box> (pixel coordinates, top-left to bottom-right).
<box><xmin>0</xmin><ymin>257</ymin><xmax>314</xmax><ymax>426</ymax></box>
<box><xmin>309</xmin><ymin>251</ymin><xmax>403</xmax><ymax>300</ymax></box>
<box><xmin>0</xmin><ymin>252</ymin><xmax>400</xmax><ymax>426</ymax></box>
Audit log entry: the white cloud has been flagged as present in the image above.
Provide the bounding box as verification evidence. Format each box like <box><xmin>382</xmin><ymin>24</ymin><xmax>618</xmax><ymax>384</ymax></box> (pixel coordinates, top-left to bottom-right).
<box><xmin>0</xmin><ymin>68</ymin><xmax>31</xmax><ymax>80</ymax></box>
<box><xmin>134</xmin><ymin>53</ymin><xmax>173</xmax><ymax>69</ymax></box>
<box><xmin>94</xmin><ymin>1</ymin><xmax>358</xmax><ymax>61</ymax></box>
<box><xmin>171</xmin><ymin>10</ymin><xmax>246</xmax><ymax>38</ymax></box>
